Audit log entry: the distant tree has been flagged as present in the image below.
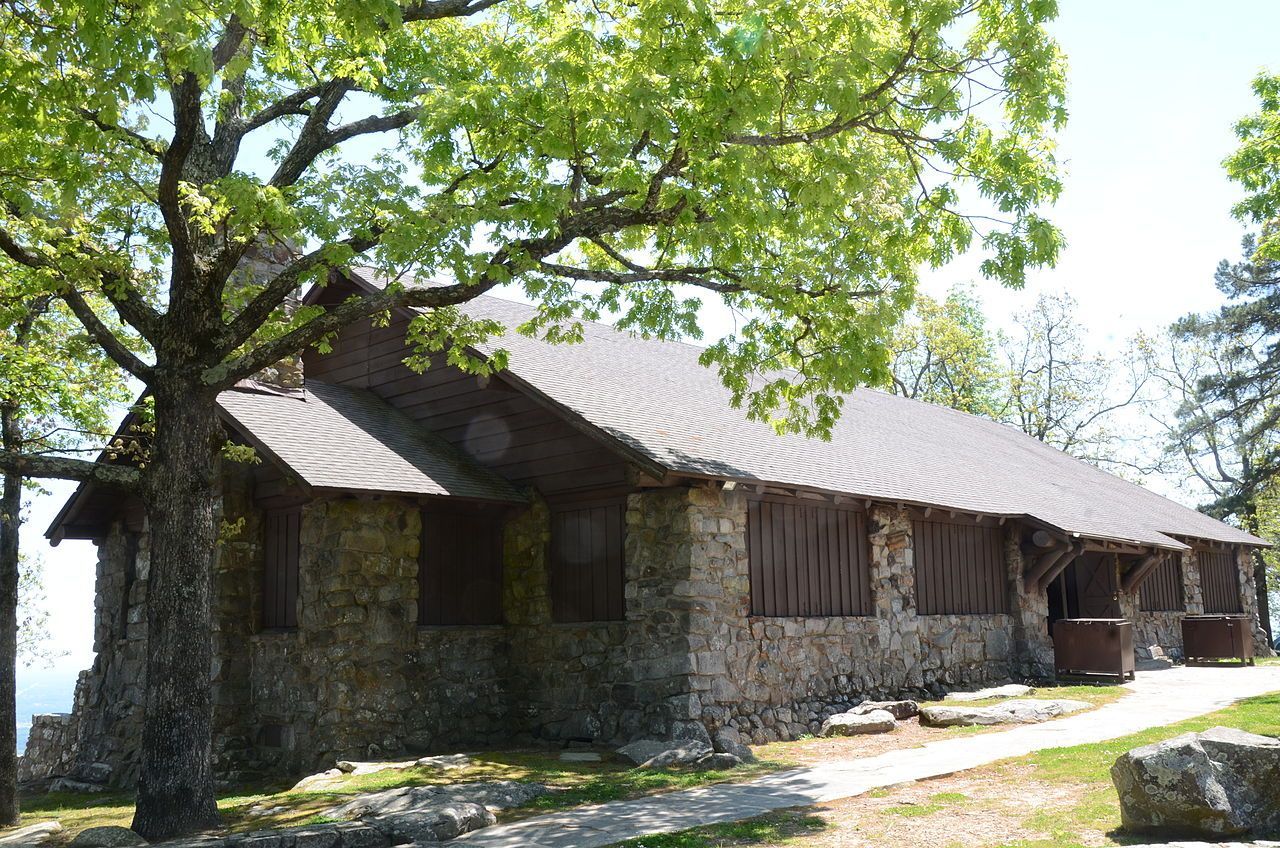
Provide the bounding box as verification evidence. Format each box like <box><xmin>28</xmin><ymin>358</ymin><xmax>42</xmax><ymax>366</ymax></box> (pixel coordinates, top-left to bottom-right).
<box><xmin>996</xmin><ymin>293</ymin><xmax>1152</xmax><ymax>471</ymax></box>
<box><xmin>889</xmin><ymin>285</ymin><xmax>1001</xmax><ymax>416</ymax></box>
<box><xmin>17</xmin><ymin>553</ymin><xmax>61</xmax><ymax>668</ymax></box>
<box><xmin>0</xmin><ymin>286</ymin><xmax>127</xmax><ymax>824</ymax></box>
<box><xmin>0</xmin><ymin>1</ymin><xmax>1067</xmax><ymax>834</ymax></box>
<box><xmin>1156</xmin><ymin>235</ymin><xmax>1280</xmax><ymax>642</ymax></box>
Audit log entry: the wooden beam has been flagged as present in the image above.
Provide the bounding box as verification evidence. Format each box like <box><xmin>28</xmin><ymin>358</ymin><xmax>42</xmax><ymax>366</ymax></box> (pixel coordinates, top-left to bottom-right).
<box><xmin>1121</xmin><ymin>553</ymin><xmax>1164</xmax><ymax>594</ymax></box>
<box><xmin>1038</xmin><ymin>540</ymin><xmax>1086</xmax><ymax>593</ymax></box>
<box><xmin>1024</xmin><ymin>538</ymin><xmax>1072</xmax><ymax>591</ymax></box>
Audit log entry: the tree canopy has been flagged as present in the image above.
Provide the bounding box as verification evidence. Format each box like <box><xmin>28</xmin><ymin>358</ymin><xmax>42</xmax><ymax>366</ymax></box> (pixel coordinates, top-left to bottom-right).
<box><xmin>0</xmin><ymin>0</ymin><xmax>1067</xmax><ymax>836</ymax></box>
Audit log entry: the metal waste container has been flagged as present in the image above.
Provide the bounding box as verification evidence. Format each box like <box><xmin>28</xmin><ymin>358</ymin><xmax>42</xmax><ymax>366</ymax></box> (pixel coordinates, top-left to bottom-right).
<box><xmin>1053</xmin><ymin>618</ymin><xmax>1135</xmax><ymax>683</ymax></box>
<box><xmin>1182</xmin><ymin>614</ymin><xmax>1254</xmax><ymax>666</ymax></box>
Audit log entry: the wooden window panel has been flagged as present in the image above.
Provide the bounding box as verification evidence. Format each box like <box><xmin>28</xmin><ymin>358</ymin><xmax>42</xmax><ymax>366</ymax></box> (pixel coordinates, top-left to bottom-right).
<box><xmin>1139</xmin><ymin>558</ymin><xmax>1184</xmax><ymax>612</ymax></box>
<box><xmin>913</xmin><ymin>519</ymin><xmax>1007</xmax><ymax>616</ymax></box>
<box><xmin>550</xmin><ymin>499</ymin><xmax>626</xmax><ymax>623</ymax></box>
<box><xmin>262</xmin><ymin>507</ymin><xmax>301</xmax><ymax>630</ymax></box>
<box><xmin>1199</xmin><ymin>548</ymin><xmax>1243</xmax><ymax>614</ymax></box>
<box><xmin>419</xmin><ymin>509</ymin><xmax>504</xmax><ymax>626</ymax></box>
<box><xmin>747</xmin><ymin>497</ymin><xmax>871</xmax><ymax>617</ymax></box>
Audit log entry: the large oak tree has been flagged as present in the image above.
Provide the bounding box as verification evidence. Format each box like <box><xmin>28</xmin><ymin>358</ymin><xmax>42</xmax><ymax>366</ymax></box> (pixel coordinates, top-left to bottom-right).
<box><xmin>0</xmin><ymin>0</ymin><xmax>1065</xmax><ymax>837</ymax></box>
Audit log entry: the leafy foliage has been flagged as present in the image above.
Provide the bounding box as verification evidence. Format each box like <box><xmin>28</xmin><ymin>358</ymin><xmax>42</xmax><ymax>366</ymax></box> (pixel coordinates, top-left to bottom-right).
<box><xmin>0</xmin><ymin>0</ymin><xmax>1067</xmax><ymax>434</ymax></box>
<box><xmin>889</xmin><ymin>285</ymin><xmax>1001</xmax><ymax>416</ymax></box>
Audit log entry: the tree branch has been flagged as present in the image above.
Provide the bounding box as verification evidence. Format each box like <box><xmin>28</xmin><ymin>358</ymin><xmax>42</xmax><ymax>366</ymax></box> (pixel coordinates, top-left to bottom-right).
<box><xmin>0</xmin><ymin>451</ymin><xmax>141</xmax><ymax>488</ymax></box>
<box><xmin>59</xmin><ymin>286</ymin><xmax>153</xmax><ymax>379</ymax></box>
<box><xmin>218</xmin><ymin>230</ymin><xmax>384</xmax><ymax>354</ymax></box>
<box><xmin>401</xmin><ymin>0</ymin><xmax>508</xmax><ymax>22</ymax></box>
<box><xmin>77</xmin><ymin>109</ymin><xmax>166</xmax><ymax>159</ymax></box>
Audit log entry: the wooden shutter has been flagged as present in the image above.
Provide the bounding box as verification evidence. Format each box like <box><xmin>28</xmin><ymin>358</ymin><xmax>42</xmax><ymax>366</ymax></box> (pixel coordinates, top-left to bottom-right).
<box><xmin>550</xmin><ymin>499</ymin><xmax>625</xmax><ymax>623</ymax></box>
<box><xmin>746</xmin><ymin>497</ymin><xmax>871</xmax><ymax>617</ymax></box>
<box><xmin>1139</xmin><ymin>557</ymin><xmax>1184</xmax><ymax>612</ymax></box>
<box><xmin>262</xmin><ymin>507</ymin><xmax>301</xmax><ymax>630</ymax></box>
<box><xmin>913</xmin><ymin>518</ymin><xmax>1007</xmax><ymax>615</ymax></box>
<box><xmin>1199</xmin><ymin>548</ymin><xmax>1243</xmax><ymax>614</ymax></box>
<box><xmin>419</xmin><ymin>509</ymin><xmax>505</xmax><ymax>626</ymax></box>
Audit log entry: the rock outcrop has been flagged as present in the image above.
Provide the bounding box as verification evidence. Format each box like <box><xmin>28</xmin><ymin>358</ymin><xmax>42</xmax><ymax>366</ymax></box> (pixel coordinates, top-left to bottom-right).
<box><xmin>1111</xmin><ymin>726</ymin><xmax>1280</xmax><ymax>838</ymax></box>
<box><xmin>919</xmin><ymin>698</ymin><xmax>1090</xmax><ymax>727</ymax></box>
<box><xmin>820</xmin><ymin>710</ymin><xmax>897</xmax><ymax>737</ymax></box>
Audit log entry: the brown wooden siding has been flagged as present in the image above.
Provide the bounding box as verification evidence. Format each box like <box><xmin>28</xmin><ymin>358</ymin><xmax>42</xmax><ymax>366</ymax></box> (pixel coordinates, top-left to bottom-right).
<box><xmin>419</xmin><ymin>509</ymin><xmax>504</xmax><ymax>626</ymax></box>
<box><xmin>1199</xmin><ymin>548</ymin><xmax>1243</xmax><ymax>613</ymax></box>
<box><xmin>913</xmin><ymin>519</ymin><xmax>1007</xmax><ymax>615</ymax></box>
<box><xmin>1139</xmin><ymin>556</ymin><xmax>1184</xmax><ymax>612</ymax></box>
<box><xmin>549</xmin><ymin>498</ymin><xmax>625</xmax><ymax>622</ymax></box>
<box><xmin>746</xmin><ymin>497</ymin><xmax>871</xmax><ymax>617</ymax></box>
<box><xmin>262</xmin><ymin>506</ymin><xmax>301</xmax><ymax>630</ymax></box>
<box><xmin>304</xmin><ymin>313</ymin><xmax>631</xmax><ymax>496</ymax></box>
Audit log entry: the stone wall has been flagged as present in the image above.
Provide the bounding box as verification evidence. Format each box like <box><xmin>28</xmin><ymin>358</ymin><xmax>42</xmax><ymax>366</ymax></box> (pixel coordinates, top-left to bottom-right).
<box><xmin>16</xmin><ymin>713</ymin><xmax>75</xmax><ymax>783</ymax></box>
<box><xmin>33</xmin><ymin>472</ymin><xmax>1272</xmax><ymax>786</ymax></box>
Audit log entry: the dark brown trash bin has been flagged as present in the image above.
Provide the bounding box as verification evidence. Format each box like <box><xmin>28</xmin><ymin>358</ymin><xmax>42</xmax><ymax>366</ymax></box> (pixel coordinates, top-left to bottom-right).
<box><xmin>1053</xmin><ymin>618</ymin><xmax>1135</xmax><ymax>683</ymax></box>
<box><xmin>1182</xmin><ymin>614</ymin><xmax>1254</xmax><ymax>666</ymax></box>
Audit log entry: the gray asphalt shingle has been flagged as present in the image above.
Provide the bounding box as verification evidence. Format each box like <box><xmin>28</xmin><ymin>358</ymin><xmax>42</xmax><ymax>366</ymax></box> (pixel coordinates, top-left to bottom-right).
<box><xmin>217</xmin><ymin>379</ymin><xmax>522</xmax><ymax>503</ymax></box>
<box><xmin>347</xmin><ymin>270</ymin><xmax>1258</xmax><ymax>549</ymax></box>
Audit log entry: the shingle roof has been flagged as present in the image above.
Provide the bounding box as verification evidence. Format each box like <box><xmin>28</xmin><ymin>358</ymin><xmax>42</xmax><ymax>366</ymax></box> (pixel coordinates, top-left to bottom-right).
<box><xmin>217</xmin><ymin>379</ymin><xmax>522</xmax><ymax>503</ymax></box>
<box><xmin>346</xmin><ymin>269</ymin><xmax>1261</xmax><ymax>550</ymax></box>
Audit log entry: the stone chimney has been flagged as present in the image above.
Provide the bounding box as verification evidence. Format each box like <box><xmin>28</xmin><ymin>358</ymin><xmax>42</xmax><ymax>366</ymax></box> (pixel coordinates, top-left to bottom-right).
<box><xmin>229</xmin><ymin>235</ymin><xmax>305</xmax><ymax>393</ymax></box>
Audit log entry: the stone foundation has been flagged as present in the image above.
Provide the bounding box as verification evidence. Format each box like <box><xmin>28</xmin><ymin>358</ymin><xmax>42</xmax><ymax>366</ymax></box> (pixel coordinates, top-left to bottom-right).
<box><xmin>29</xmin><ymin>479</ymin><xmax>1268</xmax><ymax>785</ymax></box>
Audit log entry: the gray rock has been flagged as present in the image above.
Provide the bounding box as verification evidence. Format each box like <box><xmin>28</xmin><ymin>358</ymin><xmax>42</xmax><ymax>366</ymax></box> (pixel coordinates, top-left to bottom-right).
<box><xmin>639</xmin><ymin>741</ymin><xmax>714</xmax><ymax>769</ymax></box>
<box><xmin>414</xmin><ymin>754</ymin><xmax>471</xmax><ymax>770</ymax></box>
<box><xmin>693</xmin><ymin>752</ymin><xmax>742</xmax><ymax>770</ymax></box>
<box><xmin>48</xmin><ymin>777</ymin><xmax>107</xmax><ymax>793</ymax></box>
<box><xmin>615</xmin><ymin>739</ymin><xmax>675</xmax><ymax>766</ymax></box>
<box><xmin>849</xmin><ymin>700</ymin><xmax>919</xmax><ymax>720</ymax></box>
<box><xmin>70</xmin><ymin>826</ymin><xmax>147</xmax><ymax>847</ymax></box>
<box><xmin>920</xmin><ymin>698</ymin><xmax>1090</xmax><ymax>727</ymax></box>
<box><xmin>820</xmin><ymin>709</ymin><xmax>896</xmax><ymax>737</ymax></box>
<box><xmin>558</xmin><ymin>752</ymin><xmax>602</xmax><ymax>762</ymax></box>
<box><xmin>323</xmin><ymin>780</ymin><xmax>547</xmax><ymax>819</ymax></box>
<box><xmin>945</xmin><ymin>683</ymin><xmax>1033</xmax><ymax>702</ymax></box>
<box><xmin>365</xmin><ymin>803</ymin><xmax>495</xmax><ymax>843</ymax></box>
<box><xmin>291</xmin><ymin>828</ymin><xmax>341</xmax><ymax>848</ymax></box>
<box><xmin>1111</xmin><ymin>726</ymin><xmax>1280</xmax><ymax>838</ymax></box>
<box><xmin>713</xmin><ymin>727</ymin><xmax>756</xmax><ymax>762</ymax></box>
<box><xmin>0</xmin><ymin>822</ymin><xmax>63</xmax><ymax>845</ymax></box>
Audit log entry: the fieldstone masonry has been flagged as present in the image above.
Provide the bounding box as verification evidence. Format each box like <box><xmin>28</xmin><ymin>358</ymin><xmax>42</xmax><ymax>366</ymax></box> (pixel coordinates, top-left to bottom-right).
<box><xmin>23</xmin><ymin>479</ymin><xmax>1269</xmax><ymax>786</ymax></box>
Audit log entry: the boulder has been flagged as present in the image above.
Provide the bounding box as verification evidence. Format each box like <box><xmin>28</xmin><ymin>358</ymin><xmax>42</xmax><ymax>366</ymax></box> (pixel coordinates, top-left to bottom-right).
<box><xmin>693</xmin><ymin>752</ymin><xmax>742</xmax><ymax>770</ymax></box>
<box><xmin>69</xmin><ymin>827</ymin><xmax>147</xmax><ymax>848</ymax></box>
<box><xmin>558</xmin><ymin>752</ymin><xmax>602</xmax><ymax>762</ymax></box>
<box><xmin>48</xmin><ymin>777</ymin><xmax>107</xmax><ymax>793</ymax></box>
<box><xmin>945</xmin><ymin>683</ymin><xmax>1033</xmax><ymax>702</ymax></box>
<box><xmin>820</xmin><ymin>709</ymin><xmax>896</xmax><ymax>737</ymax></box>
<box><xmin>365</xmin><ymin>803</ymin><xmax>495</xmax><ymax>843</ymax></box>
<box><xmin>615</xmin><ymin>739</ymin><xmax>674</xmax><ymax>766</ymax></box>
<box><xmin>849</xmin><ymin>700</ymin><xmax>919</xmax><ymax>720</ymax></box>
<box><xmin>0</xmin><ymin>822</ymin><xmax>63</xmax><ymax>845</ymax></box>
<box><xmin>713</xmin><ymin>727</ymin><xmax>756</xmax><ymax>763</ymax></box>
<box><xmin>1110</xmin><ymin>726</ymin><xmax>1280</xmax><ymax>838</ymax></box>
<box><xmin>919</xmin><ymin>698</ymin><xmax>1090</xmax><ymax>727</ymax></box>
<box><xmin>639</xmin><ymin>741</ymin><xmax>713</xmax><ymax>769</ymax></box>
<box><xmin>323</xmin><ymin>780</ymin><xmax>547</xmax><ymax>819</ymax></box>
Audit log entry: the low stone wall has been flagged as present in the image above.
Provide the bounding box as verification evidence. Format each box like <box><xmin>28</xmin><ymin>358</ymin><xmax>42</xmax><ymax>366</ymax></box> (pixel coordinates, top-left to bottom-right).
<box><xmin>17</xmin><ymin>713</ymin><xmax>75</xmax><ymax>783</ymax></box>
<box><xmin>1133</xmin><ymin>611</ymin><xmax>1186</xmax><ymax>661</ymax></box>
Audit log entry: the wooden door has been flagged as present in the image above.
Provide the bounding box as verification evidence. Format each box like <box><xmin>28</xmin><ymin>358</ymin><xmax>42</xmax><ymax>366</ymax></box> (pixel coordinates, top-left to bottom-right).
<box><xmin>1074</xmin><ymin>552</ymin><xmax>1121</xmax><ymax>618</ymax></box>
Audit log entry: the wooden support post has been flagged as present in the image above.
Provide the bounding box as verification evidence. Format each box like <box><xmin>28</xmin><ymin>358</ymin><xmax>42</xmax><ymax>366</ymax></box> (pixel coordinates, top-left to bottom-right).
<box><xmin>1121</xmin><ymin>553</ymin><xmax>1164</xmax><ymax>594</ymax></box>
<box><xmin>1024</xmin><ymin>538</ymin><xmax>1071</xmax><ymax>591</ymax></box>
<box><xmin>1038</xmin><ymin>540</ymin><xmax>1086</xmax><ymax>593</ymax></box>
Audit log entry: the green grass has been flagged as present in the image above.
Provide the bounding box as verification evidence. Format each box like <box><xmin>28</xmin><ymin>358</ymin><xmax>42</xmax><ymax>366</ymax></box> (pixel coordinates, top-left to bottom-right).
<box><xmin>614</xmin><ymin>811</ymin><xmax>828</xmax><ymax>847</ymax></box>
<box><xmin>603</xmin><ymin>690</ymin><xmax>1280</xmax><ymax>848</ymax></box>
<box><xmin>12</xmin><ymin>750</ymin><xmax>790</xmax><ymax>839</ymax></box>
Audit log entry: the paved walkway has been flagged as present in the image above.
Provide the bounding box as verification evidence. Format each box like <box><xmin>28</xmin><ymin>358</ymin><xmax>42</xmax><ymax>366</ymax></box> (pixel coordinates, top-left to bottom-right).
<box><xmin>446</xmin><ymin>664</ymin><xmax>1280</xmax><ymax>848</ymax></box>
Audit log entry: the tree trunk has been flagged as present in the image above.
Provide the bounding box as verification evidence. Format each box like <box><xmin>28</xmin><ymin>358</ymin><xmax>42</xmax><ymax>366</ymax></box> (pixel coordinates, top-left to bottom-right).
<box><xmin>130</xmin><ymin>386</ymin><xmax>222</xmax><ymax>840</ymax></box>
<box><xmin>1254</xmin><ymin>552</ymin><xmax>1273</xmax><ymax>646</ymax></box>
<box><xmin>0</xmin><ymin>408</ymin><xmax>21</xmax><ymax>826</ymax></box>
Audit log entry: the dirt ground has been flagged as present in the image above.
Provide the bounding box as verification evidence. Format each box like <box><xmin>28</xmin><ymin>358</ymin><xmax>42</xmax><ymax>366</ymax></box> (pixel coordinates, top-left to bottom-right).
<box><xmin>726</xmin><ymin>765</ymin><xmax>1099</xmax><ymax>848</ymax></box>
<box><xmin>753</xmin><ymin>718</ymin><xmax>989</xmax><ymax>766</ymax></box>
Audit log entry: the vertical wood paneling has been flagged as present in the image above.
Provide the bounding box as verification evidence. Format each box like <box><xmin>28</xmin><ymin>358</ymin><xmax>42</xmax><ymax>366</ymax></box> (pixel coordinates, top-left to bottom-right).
<box><xmin>1199</xmin><ymin>548</ymin><xmax>1243</xmax><ymax>614</ymax></box>
<box><xmin>550</xmin><ymin>499</ymin><xmax>626</xmax><ymax>622</ymax></box>
<box><xmin>747</xmin><ymin>497</ymin><xmax>871</xmax><ymax>617</ymax></box>
<box><xmin>1139</xmin><ymin>557</ymin><xmax>1184</xmax><ymax>612</ymax></box>
<box><xmin>419</xmin><ymin>509</ymin><xmax>504</xmax><ymax>626</ymax></box>
<box><xmin>913</xmin><ymin>519</ymin><xmax>1007</xmax><ymax>615</ymax></box>
<box><xmin>263</xmin><ymin>507</ymin><xmax>301</xmax><ymax>630</ymax></box>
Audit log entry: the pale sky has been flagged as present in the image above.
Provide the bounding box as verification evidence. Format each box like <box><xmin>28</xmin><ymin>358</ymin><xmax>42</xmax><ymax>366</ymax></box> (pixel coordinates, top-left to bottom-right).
<box><xmin>23</xmin><ymin>1</ymin><xmax>1280</xmax><ymax>697</ymax></box>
